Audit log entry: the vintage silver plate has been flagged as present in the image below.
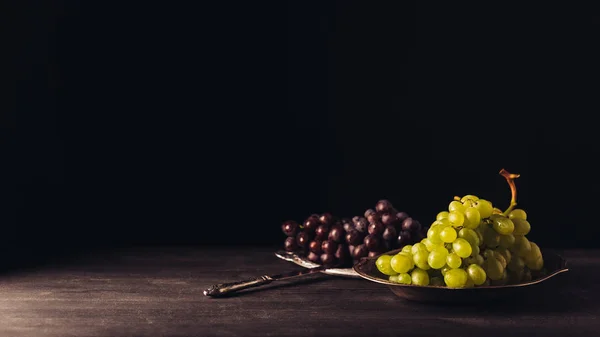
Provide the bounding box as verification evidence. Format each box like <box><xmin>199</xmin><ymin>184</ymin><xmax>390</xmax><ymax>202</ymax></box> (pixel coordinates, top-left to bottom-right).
<box><xmin>275</xmin><ymin>250</ymin><xmax>361</xmax><ymax>278</ymax></box>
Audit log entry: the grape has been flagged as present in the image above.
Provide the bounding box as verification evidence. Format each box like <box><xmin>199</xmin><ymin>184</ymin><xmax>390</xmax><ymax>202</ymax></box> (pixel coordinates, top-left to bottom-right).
<box><xmin>352</xmin><ymin>244</ymin><xmax>368</xmax><ymax>259</ymax></box>
<box><xmin>303</xmin><ymin>216</ymin><xmax>320</xmax><ymax>232</ymax></box>
<box><xmin>368</xmin><ymin>251</ymin><xmax>381</xmax><ymax>258</ymax></box>
<box><xmin>448</xmin><ymin>201</ymin><xmax>465</xmax><ymax>213</ymax></box>
<box><xmin>448</xmin><ymin>211</ymin><xmax>465</xmax><ymax>227</ymax></box>
<box><xmin>513</xmin><ymin>235</ymin><xmax>532</xmax><ymax>257</ymax></box>
<box><xmin>401</xmin><ymin>245</ymin><xmax>413</xmax><ymax>254</ymax></box>
<box><xmin>490</xmin><ymin>270</ymin><xmax>509</xmax><ymax>286</ymax></box>
<box><xmin>354</xmin><ymin>217</ymin><xmax>368</xmax><ymax>233</ymax></box>
<box><xmin>401</xmin><ymin>217</ymin><xmax>421</xmax><ymax>232</ymax></box>
<box><xmin>494</xmin><ymin>252</ymin><xmax>507</xmax><ymax>269</ymax></box>
<box><xmin>421</xmin><ymin>238</ymin><xmax>438</xmax><ymax>252</ymax></box>
<box><xmin>315</xmin><ymin>224</ymin><xmax>329</xmax><ymax>240</ymax></box>
<box><xmin>375</xmin><ymin>199</ymin><xmax>393</xmax><ymax>213</ymax></box>
<box><xmin>440</xmin><ymin>226</ymin><xmax>457</xmax><ymax>243</ymax></box>
<box><xmin>427</xmin><ymin>225</ymin><xmax>444</xmax><ymax>244</ymax></box>
<box><xmin>307</xmin><ymin>251</ymin><xmax>321</xmax><ymax>263</ymax></box>
<box><xmin>368</xmin><ymin>222</ymin><xmax>385</xmax><ymax>235</ymax></box>
<box><xmin>470</xmin><ymin>244</ymin><xmax>480</xmax><ymax>257</ymax></box>
<box><xmin>508</xmin><ymin>268</ymin><xmax>524</xmax><ymax>284</ymax></box>
<box><xmin>345</xmin><ymin>229</ymin><xmax>363</xmax><ymax>245</ymax></box>
<box><xmin>467</xmin><ymin>264</ymin><xmax>487</xmax><ymax>285</ymax></box>
<box><xmin>474</xmin><ymin>199</ymin><xmax>493</xmax><ymax>218</ymax></box>
<box><xmin>458</xmin><ymin>228</ymin><xmax>480</xmax><ymax>247</ymax></box>
<box><xmin>382</xmin><ymin>240</ymin><xmax>393</xmax><ymax>252</ymax></box>
<box><xmin>281</xmin><ymin>220</ymin><xmax>299</xmax><ymax>237</ymax></box>
<box><xmin>320</xmin><ymin>253</ymin><xmax>336</xmax><ymax>266</ymax></box>
<box><xmin>411</xmin><ymin>243</ymin><xmax>428</xmax><ymax>255</ymax></box>
<box><xmin>444</xmin><ymin>268</ymin><xmax>468</xmax><ymax>288</ymax></box>
<box><xmin>296</xmin><ymin>231</ymin><xmax>311</xmax><ymax>248</ymax></box>
<box><xmin>427</xmin><ymin>249</ymin><xmax>448</xmax><ymax>269</ymax></box>
<box><xmin>396</xmin><ymin>231</ymin><xmax>412</xmax><ymax>246</ymax></box>
<box><xmin>396</xmin><ymin>211</ymin><xmax>409</xmax><ymax>223</ymax></box>
<box><xmin>465</xmin><ymin>254</ymin><xmax>484</xmax><ymax>266</ymax></box>
<box><xmin>446</xmin><ymin>253</ymin><xmax>462</xmax><ymax>269</ymax></box>
<box><xmin>430</xmin><ymin>276</ymin><xmax>445</xmax><ymax>286</ymax></box>
<box><xmin>364</xmin><ymin>209</ymin><xmax>375</xmax><ymax>218</ymax></box>
<box><xmin>412</xmin><ymin>251</ymin><xmax>430</xmax><ymax>270</ymax></box>
<box><xmin>440</xmin><ymin>265</ymin><xmax>452</xmax><ymax>276</ymax></box>
<box><xmin>367</xmin><ymin>212</ymin><xmax>380</xmax><ymax>224</ymax></box>
<box><xmin>343</xmin><ymin>221</ymin><xmax>354</xmax><ymax>233</ymax></box>
<box><xmin>461</xmin><ymin>195</ymin><xmax>479</xmax><ymax>203</ymax></box>
<box><xmin>524</xmin><ymin>242</ymin><xmax>544</xmax><ymax>270</ymax></box>
<box><xmin>495</xmin><ymin>247</ymin><xmax>512</xmax><ymax>264</ymax></box>
<box><xmin>498</xmin><ymin>233</ymin><xmax>515</xmax><ymax>248</ymax></box>
<box><xmin>309</xmin><ymin>240</ymin><xmax>323</xmax><ymax>254</ymax></box>
<box><xmin>484</xmin><ymin>257</ymin><xmax>504</xmax><ymax>280</ymax></box>
<box><xmin>522</xmin><ymin>269</ymin><xmax>532</xmax><ymax>282</ymax></box>
<box><xmin>512</xmin><ymin>218</ymin><xmax>531</xmax><ymax>236</ymax></box>
<box><xmin>397</xmin><ymin>273</ymin><xmax>412</xmax><ymax>285</ymax></box>
<box><xmin>391</xmin><ymin>253</ymin><xmax>414</xmax><ymax>273</ymax></box>
<box><xmin>463</xmin><ymin>207</ymin><xmax>481</xmax><ymax>229</ymax></box>
<box><xmin>321</xmin><ymin>240</ymin><xmax>338</xmax><ymax>254</ymax></box>
<box><xmin>411</xmin><ymin>268</ymin><xmax>430</xmax><ymax>286</ymax></box>
<box><xmin>284</xmin><ymin>237</ymin><xmax>298</xmax><ymax>251</ymax></box>
<box><xmin>436</xmin><ymin>211</ymin><xmax>449</xmax><ymax>220</ymax></box>
<box><xmin>508</xmin><ymin>209</ymin><xmax>527</xmax><ymax>220</ymax></box>
<box><xmin>483</xmin><ymin>228</ymin><xmax>500</xmax><ymax>248</ymax></box>
<box><xmin>335</xmin><ymin>244</ymin><xmax>350</xmax><ymax>262</ymax></box>
<box><xmin>381</xmin><ymin>212</ymin><xmax>396</xmax><ymax>226</ymax></box>
<box><xmin>364</xmin><ymin>235</ymin><xmax>380</xmax><ymax>251</ymax></box>
<box><xmin>319</xmin><ymin>213</ymin><xmax>333</xmax><ymax>225</ymax></box>
<box><xmin>388</xmin><ymin>275</ymin><xmax>399</xmax><ymax>283</ymax></box>
<box><xmin>328</xmin><ymin>225</ymin><xmax>344</xmax><ymax>243</ymax></box>
<box><xmin>483</xmin><ymin>249</ymin><xmax>496</xmax><ymax>260</ymax></box>
<box><xmin>452</xmin><ymin>238</ymin><xmax>472</xmax><ymax>258</ymax></box>
<box><xmin>382</xmin><ymin>225</ymin><xmax>397</xmax><ymax>241</ymax></box>
<box><xmin>490</xmin><ymin>214</ymin><xmax>515</xmax><ymax>235</ymax></box>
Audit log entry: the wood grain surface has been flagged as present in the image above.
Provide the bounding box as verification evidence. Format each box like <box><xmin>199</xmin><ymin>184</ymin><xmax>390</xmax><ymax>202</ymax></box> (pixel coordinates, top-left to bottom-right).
<box><xmin>0</xmin><ymin>247</ymin><xmax>597</xmax><ymax>337</ymax></box>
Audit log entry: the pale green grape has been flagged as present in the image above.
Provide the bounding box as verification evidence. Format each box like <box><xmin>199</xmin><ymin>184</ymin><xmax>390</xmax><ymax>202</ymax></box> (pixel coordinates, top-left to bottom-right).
<box><xmin>458</xmin><ymin>228</ymin><xmax>480</xmax><ymax>247</ymax></box>
<box><xmin>524</xmin><ymin>242</ymin><xmax>543</xmax><ymax>270</ymax></box>
<box><xmin>452</xmin><ymin>238</ymin><xmax>472</xmax><ymax>258</ymax></box>
<box><xmin>448</xmin><ymin>211</ymin><xmax>465</xmax><ymax>227</ymax></box>
<box><xmin>525</xmin><ymin>254</ymin><xmax>544</xmax><ymax>271</ymax></box>
<box><xmin>463</xmin><ymin>207</ymin><xmax>481</xmax><ymax>229</ymax></box>
<box><xmin>498</xmin><ymin>234</ymin><xmax>515</xmax><ymax>249</ymax></box>
<box><xmin>465</xmin><ymin>276</ymin><xmax>475</xmax><ymax>288</ymax></box>
<box><xmin>436</xmin><ymin>211</ymin><xmax>450</xmax><ymax>220</ymax></box>
<box><xmin>444</xmin><ymin>268</ymin><xmax>468</xmax><ymax>288</ymax></box>
<box><xmin>446</xmin><ymin>253</ymin><xmax>462</xmax><ymax>269</ymax></box>
<box><xmin>490</xmin><ymin>270</ymin><xmax>509</xmax><ymax>286</ymax></box>
<box><xmin>440</xmin><ymin>226</ymin><xmax>457</xmax><ymax>243</ymax></box>
<box><xmin>490</xmin><ymin>214</ymin><xmax>515</xmax><ymax>235</ymax></box>
<box><xmin>508</xmin><ymin>268</ymin><xmax>524</xmax><ymax>284</ymax></box>
<box><xmin>513</xmin><ymin>235</ymin><xmax>532</xmax><ymax>257</ymax></box>
<box><xmin>449</xmin><ymin>201</ymin><xmax>465</xmax><ymax>213</ymax></box>
<box><xmin>389</xmin><ymin>275</ymin><xmax>399</xmax><ymax>283</ymax></box>
<box><xmin>494</xmin><ymin>252</ymin><xmax>507</xmax><ymax>269</ymax></box>
<box><xmin>427</xmin><ymin>225</ymin><xmax>444</xmax><ymax>244</ymax></box>
<box><xmin>483</xmin><ymin>249</ymin><xmax>496</xmax><ymax>260</ymax></box>
<box><xmin>376</xmin><ymin>255</ymin><xmax>398</xmax><ymax>276</ymax></box>
<box><xmin>441</xmin><ymin>265</ymin><xmax>452</xmax><ymax>276</ymax></box>
<box><xmin>492</xmin><ymin>207</ymin><xmax>503</xmax><ymax>215</ymax></box>
<box><xmin>436</xmin><ymin>218</ymin><xmax>452</xmax><ymax>227</ymax></box>
<box><xmin>525</xmin><ymin>242</ymin><xmax>542</xmax><ymax>262</ymax></box>
<box><xmin>483</xmin><ymin>228</ymin><xmax>501</xmax><ymax>248</ymax></box>
<box><xmin>508</xmin><ymin>208</ymin><xmax>527</xmax><ymax>220</ymax></box>
<box><xmin>427</xmin><ymin>249</ymin><xmax>448</xmax><ymax>269</ymax></box>
<box><xmin>512</xmin><ymin>218</ymin><xmax>531</xmax><ymax>236</ymax></box>
<box><xmin>465</xmin><ymin>254</ymin><xmax>484</xmax><ymax>266</ymax></box>
<box><xmin>484</xmin><ymin>256</ymin><xmax>504</xmax><ymax>280</ymax></box>
<box><xmin>397</xmin><ymin>273</ymin><xmax>412</xmax><ymax>284</ymax></box>
<box><xmin>475</xmin><ymin>226</ymin><xmax>485</xmax><ymax>244</ymax></box>
<box><xmin>467</xmin><ymin>264</ymin><xmax>487</xmax><ymax>285</ymax></box>
<box><xmin>411</xmin><ymin>243</ymin><xmax>428</xmax><ymax>255</ymax></box>
<box><xmin>401</xmin><ymin>245</ymin><xmax>413</xmax><ymax>254</ymax></box>
<box><xmin>391</xmin><ymin>253</ymin><xmax>414</xmax><ymax>274</ymax></box>
<box><xmin>507</xmin><ymin>255</ymin><xmax>525</xmax><ymax>272</ymax></box>
<box><xmin>422</xmin><ymin>238</ymin><xmax>442</xmax><ymax>252</ymax></box>
<box><xmin>470</xmin><ymin>244</ymin><xmax>480</xmax><ymax>257</ymax></box>
<box><xmin>482</xmin><ymin>279</ymin><xmax>491</xmax><ymax>286</ymax></box>
<box><xmin>411</xmin><ymin>268</ymin><xmax>430</xmax><ymax>286</ymax></box>
<box><xmin>430</xmin><ymin>276</ymin><xmax>445</xmax><ymax>286</ymax></box>
<box><xmin>474</xmin><ymin>199</ymin><xmax>493</xmax><ymax>218</ymax></box>
<box><xmin>413</xmin><ymin>251</ymin><xmax>431</xmax><ymax>270</ymax></box>
<box><xmin>495</xmin><ymin>247</ymin><xmax>512</xmax><ymax>264</ymax></box>
<box><xmin>460</xmin><ymin>195</ymin><xmax>479</xmax><ymax>203</ymax></box>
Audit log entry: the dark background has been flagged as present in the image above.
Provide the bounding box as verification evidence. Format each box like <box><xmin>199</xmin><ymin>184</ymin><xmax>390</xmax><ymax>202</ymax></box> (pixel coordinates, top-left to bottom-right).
<box><xmin>2</xmin><ymin>1</ymin><xmax>599</xmax><ymax>263</ymax></box>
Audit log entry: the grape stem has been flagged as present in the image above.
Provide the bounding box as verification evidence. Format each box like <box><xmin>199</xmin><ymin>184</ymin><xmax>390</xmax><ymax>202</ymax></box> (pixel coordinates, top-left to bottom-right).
<box><xmin>499</xmin><ymin>168</ymin><xmax>520</xmax><ymax>216</ymax></box>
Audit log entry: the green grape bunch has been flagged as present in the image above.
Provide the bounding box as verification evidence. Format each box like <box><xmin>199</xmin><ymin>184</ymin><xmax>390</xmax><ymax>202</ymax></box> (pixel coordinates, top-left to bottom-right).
<box><xmin>375</xmin><ymin>169</ymin><xmax>545</xmax><ymax>288</ymax></box>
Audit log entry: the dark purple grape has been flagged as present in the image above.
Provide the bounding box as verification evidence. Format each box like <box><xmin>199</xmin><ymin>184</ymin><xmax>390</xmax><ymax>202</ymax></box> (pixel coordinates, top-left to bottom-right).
<box><xmin>303</xmin><ymin>216</ymin><xmax>320</xmax><ymax>232</ymax></box>
<box><xmin>352</xmin><ymin>216</ymin><xmax>361</xmax><ymax>224</ymax></box>
<box><xmin>354</xmin><ymin>217</ymin><xmax>368</xmax><ymax>233</ymax></box>
<box><xmin>396</xmin><ymin>211</ymin><xmax>409</xmax><ymax>223</ymax></box>
<box><xmin>328</xmin><ymin>225</ymin><xmax>344</xmax><ymax>243</ymax></box>
<box><xmin>319</xmin><ymin>213</ymin><xmax>333</xmax><ymax>225</ymax></box>
<box><xmin>381</xmin><ymin>212</ymin><xmax>396</xmax><ymax>226</ymax></box>
<box><xmin>396</xmin><ymin>230</ymin><xmax>412</xmax><ymax>246</ymax></box>
<box><xmin>343</xmin><ymin>221</ymin><xmax>354</xmax><ymax>232</ymax></box>
<box><xmin>322</xmin><ymin>240</ymin><xmax>338</xmax><ymax>254</ymax></box>
<box><xmin>368</xmin><ymin>251</ymin><xmax>381</xmax><ymax>258</ymax></box>
<box><xmin>382</xmin><ymin>239</ymin><xmax>392</xmax><ymax>252</ymax></box>
<box><xmin>352</xmin><ymin>244</ymin><xmax>368</xmax><ymax>259</ymax></box>
<box><xmin>320</xmin><ymin>253</ymin><xmax>336</xmax><ymax>266</ymax></box>
<box><xmin>345</xmin><ymin>229</ymin><xmax>362</xmax><ymax>245</ymax></box>
<box><xmin>364</xmin><ymin>234</ymin><xmax>380</xmax><ymax>251</ymax></box>
<box><xmin>284</xmin><ymin>237</ymin><xmax>297</xmax><ymax>251</ymax></box>
<box><xmin>307</xmin><ymin>251</ymin><xmax>321</xmax><ymax>263</ymax></box>
<box><xmin>297</xmin><ymin>232</ymin><xmax>311</xmax><ymax>248</ymax></box>
<box><xmin>382</xmin><ymin>225</ymin><xmax>397</xmax><ymax>241</ymax></box>
<box><xmin>368</xmin><ymin>221</ymin><xmax>384</xmax><ymax>235</ymax></box>
<box><xmin>375</xmin><ymin>199</ymin><xmax>393</xmax><ymax>213</ymax></box>
<box><xmin>315</xmin><ymin>224</ymin><xmax>329</xmax><ymax>240</ymax></box>
<box><xmin>348</xmin><ymin>244</ymin><xmax>355</xmax><ymax>256</ymax></box>
<box><xmin>335</xmin><ymin>243</ymin><xmax>350</xmax><ymax>259</ymax></box>
<box><xmin>309</xmin><ymin>240</ymin><xmax>323</xmax><ymax>254</ymax></box>
<box><xmin>401</xmin><ymin>217</ymin><xmax>421</xmax><ymax>232</ymax></box>
<box><xmin>367</xmin><ymin>212</ymin><xmax>380</xmax><ymax>224</ymax></box>
<box><xmin>364</xmin><ymin>209</ymin><xmax>375</xmax><ymax>218</ymax></box>
<box><xmin>281</xmin><ymin>220</ymin><xmax>299</xmax><ymax>237</ymax></box>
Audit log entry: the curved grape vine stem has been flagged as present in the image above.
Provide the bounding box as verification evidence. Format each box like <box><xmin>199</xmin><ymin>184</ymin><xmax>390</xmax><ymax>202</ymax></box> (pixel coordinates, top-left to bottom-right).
<box><xmin>499</xmin><ymin>168</ymin><xmax>520</xmax><ymax>216</ymax></box>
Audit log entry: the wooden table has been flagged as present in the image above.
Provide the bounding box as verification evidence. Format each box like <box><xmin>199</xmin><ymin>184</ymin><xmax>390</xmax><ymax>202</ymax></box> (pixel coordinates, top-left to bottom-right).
<box><xmin>0</xmin><ymin>247</ymin><xmax>597</xmax><ymax>337</ymax></box>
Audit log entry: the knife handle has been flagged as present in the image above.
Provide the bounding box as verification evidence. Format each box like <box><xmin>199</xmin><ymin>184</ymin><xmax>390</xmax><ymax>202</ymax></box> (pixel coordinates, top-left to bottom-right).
<box><xmin>203</xmin><ymin>275</ymin><xmax>274</xmax><ymax>297</ymax></box>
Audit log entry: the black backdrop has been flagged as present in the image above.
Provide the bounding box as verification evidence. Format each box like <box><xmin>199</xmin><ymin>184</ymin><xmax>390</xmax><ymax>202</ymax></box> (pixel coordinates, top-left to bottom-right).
<box><xmin>2</xmin><ymin>2</ymin><xmax>599</xmax><ymax>261</ymax></box>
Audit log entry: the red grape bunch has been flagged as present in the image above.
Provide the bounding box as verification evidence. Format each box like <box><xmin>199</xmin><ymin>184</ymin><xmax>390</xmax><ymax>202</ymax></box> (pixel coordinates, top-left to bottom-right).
<box><xmin>281</xmin><ymin>200</ymin><xmax>426</xmax><ymax>267</ymax></box>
